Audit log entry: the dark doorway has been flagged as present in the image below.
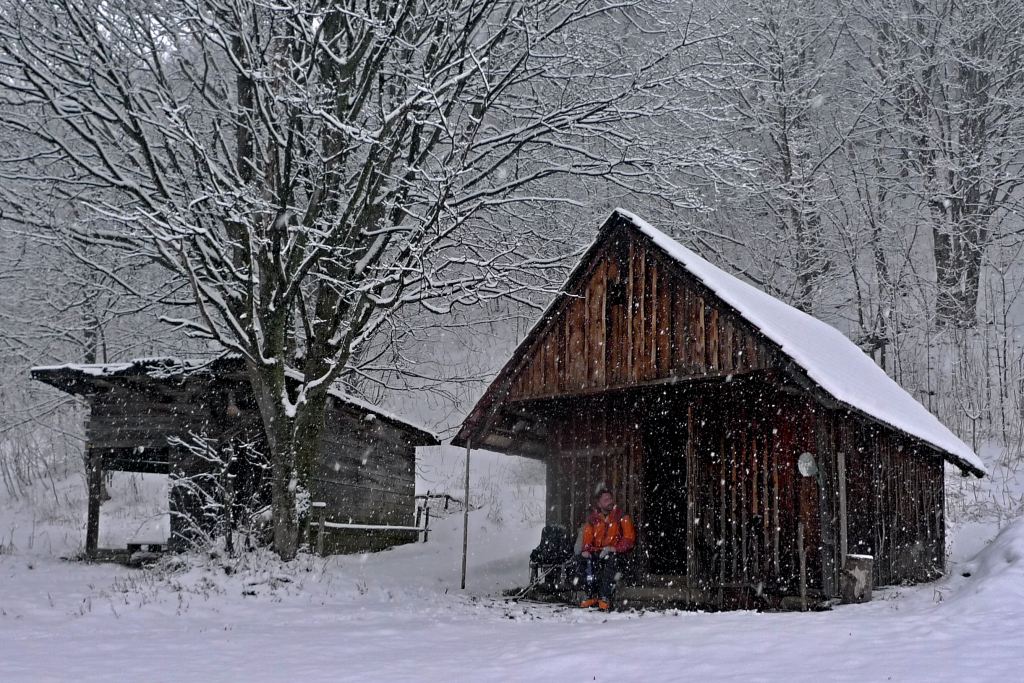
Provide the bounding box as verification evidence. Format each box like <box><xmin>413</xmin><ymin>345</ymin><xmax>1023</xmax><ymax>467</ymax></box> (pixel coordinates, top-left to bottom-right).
<box><xmin>641</xmin><ymin>416</ymin><xmax>688</xmax><ymax>574</ymax></box>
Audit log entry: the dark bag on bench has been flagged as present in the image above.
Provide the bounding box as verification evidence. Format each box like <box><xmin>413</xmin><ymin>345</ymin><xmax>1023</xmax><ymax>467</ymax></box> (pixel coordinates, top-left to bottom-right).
<box><xmin>530</xmin><ymin>525</ymin><xmax>573</xmax><ymax>565</ymax></box>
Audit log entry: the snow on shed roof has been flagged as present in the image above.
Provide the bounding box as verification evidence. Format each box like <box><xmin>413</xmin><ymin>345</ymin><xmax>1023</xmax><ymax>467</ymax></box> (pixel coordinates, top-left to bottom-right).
<box><xmin>614</xmin><ymin>208</ymin><xmax>985</xmax><ymax>476</ymax></box>
<box><xmin>31</xmin><ymin>356</ymin><xmax>437</xmax><ymax>443</ymax></box>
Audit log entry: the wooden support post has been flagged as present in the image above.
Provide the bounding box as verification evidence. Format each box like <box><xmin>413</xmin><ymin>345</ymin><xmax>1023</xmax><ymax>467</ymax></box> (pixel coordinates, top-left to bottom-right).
<box><xmin>815</xmin><ymin>421</ymin><xmax>837</xmax><ymax>599</ymax></box>
<box><xmin>423</xmin><ymin>507</ymin><xmax>431</xmax><ymax>543</ymax></box>
<box><xmin>415</xmin><ymin>505</ymin><xmax>423</xmax><ymax>533</ymax></box>
<box><xmin>838</xmin><ymin>450</ymin><xmax>848</xmax><ymax>560</ymax></box>
<box><xmin>685</xmin><ymin>403</ymin><xmax>697</xmax><ymax>590</ymax></box>
<box><xmin>798</xmin><ymin>521</ymin><xmax>807</xmax><ymax>611</ymax></box>
<box><xmin>85</xmin><ymin>449</ymin><xmax>102</xmax><ymax>559</ymax></box>
<box><xmin>313</xmin><ymin>502</ymin><xmax>327</xmax><ymax>557</ymax></box>
<box><xmin>461</xmin><ymin>440</ymin><xmax>471</xmax><ymax>590</ymax></box>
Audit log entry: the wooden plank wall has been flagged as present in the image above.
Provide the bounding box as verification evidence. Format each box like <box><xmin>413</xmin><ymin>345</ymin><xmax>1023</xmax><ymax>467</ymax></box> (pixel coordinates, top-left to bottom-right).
<box><xmin>841</xmin><ymin>419</ymin><xmax>945</xmax><ymax>586</ymax></box>
<box><xmin>87</xmin><ymin>383</ymin><xmax>219</xmax><ymax>452</ymax></box>
<box><xmin>508</xmin><ymin>228</ymin><xmax>780</xmax><ymax>402</ymax></box>
<box><xmin>544</xmin><ymin>394</ymin><xmax>643</xmax><ymax>536</ymax></box>
<box><xmin>541</xmin><ymin>384</ymin><xmax>947</xmax><ymax>600</ymax></box>
<box><xmin>86</xmin><ymin>379</ymin><xmax>422</xmax><ymax>544</ymax></box>
<box><xmin>686</xmin><ymin>389</ymin><xmax>816</xmax><ymax>598</ymax></box>
<box><xmin>542</xmin><ymin>384</ymin><xmax>818</xmax><ymax>600</ymax></box>
<box><xmin>314</xmin><ymin>402</ymin><xmax>417</xmax><ymax>527</ymax></box>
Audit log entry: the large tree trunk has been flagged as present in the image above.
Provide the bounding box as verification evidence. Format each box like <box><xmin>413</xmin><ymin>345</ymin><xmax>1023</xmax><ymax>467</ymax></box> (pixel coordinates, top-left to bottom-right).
<box><xmin>932</xmin><ymin>202</ymin><xmax>986</xmax><ymax>329</ymax></box>
<box><xmin>249</xmin><ymin>366</ymin><xmax>300</xmax><ymax>560</ymax></box>
<box><xmin>248</xmin><ymin>360</ymin><xmax>333</xmax><ymax>560</ymax></box>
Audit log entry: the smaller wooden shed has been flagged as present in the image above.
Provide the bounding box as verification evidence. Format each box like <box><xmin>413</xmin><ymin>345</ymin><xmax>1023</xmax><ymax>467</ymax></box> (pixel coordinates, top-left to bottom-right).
<box><xmin>455</xmin><ymin>209</ymin><xmax>986</xmax><ymax>609</ymax></box>
<box><xmin>32</xmin><ymin>356</ymin><xmax>438</xmax><ymax>557</ymax></box>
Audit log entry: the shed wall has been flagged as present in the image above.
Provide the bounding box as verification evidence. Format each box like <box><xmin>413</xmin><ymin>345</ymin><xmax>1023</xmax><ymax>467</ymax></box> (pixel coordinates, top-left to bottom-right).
<box><xmin>537</xmin><ymin>382</ymin><xmax>947</xmax><ymax>603</ymax></box>
<box><xmin>507</xmin><ymin>227</ymin><xmax>782</xmax><ymax>403</ymax></box>
<box><xmin>538</xmin><ymin>383</ymin><xmax>821</xmax><ymax>601</ymax></box>
<box><xmin>80</xmin><ymin>378</ymin><xmax>423</xmax><ymax>551</ymax></box>
<box><xmin>838</xmin><ymin>418</ymin><xmax>946</xmax><ymax>585</ymax></box>
<box><xmin>313</xmin><ymin>402</ymin><xmax>418</xmax><ymax>527</ymax></box>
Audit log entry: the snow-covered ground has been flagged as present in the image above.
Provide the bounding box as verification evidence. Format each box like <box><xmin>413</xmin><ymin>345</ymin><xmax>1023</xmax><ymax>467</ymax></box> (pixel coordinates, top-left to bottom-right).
<box><xmin>1</xmin><ymin>446</ymin><xmax>1023</xmax><ymax>682</ymax></box>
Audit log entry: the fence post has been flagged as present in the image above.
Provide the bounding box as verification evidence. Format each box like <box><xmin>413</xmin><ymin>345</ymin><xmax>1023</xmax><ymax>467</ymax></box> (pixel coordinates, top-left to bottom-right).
<box><xmin>423</xmin><ymin>506</ymin><xmax>431</xmax><ymax>543</ymax></box>
<box><xmin>415</xmin><ymin>504</ymin><xmax>423</xmax><ymax>532</ymax></box>
<box><xmin>313</xmin><ymin>502</ymin><xmax>327</xmax><ymax>556</ymax></box>
<box><xmin>461</xmin><ymin>440</ymin><xmax>471</xmax><ymax>589</ymax></box>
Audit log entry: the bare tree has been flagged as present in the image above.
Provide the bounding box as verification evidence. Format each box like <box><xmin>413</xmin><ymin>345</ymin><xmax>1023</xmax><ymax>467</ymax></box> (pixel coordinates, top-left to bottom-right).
<box><xmin>0</xmin><ymin>0</ymin><xmax>701</xmax><ymax>558</ymax></box>
<box><xmin>700</xmin><ymin>0</ymin><xmax>861</xmax><ymax>314</ymax></box>
<box><xmin>854</xmin><ymin>0</ymin><xmax>1024</xmax><ymax>329</ymax></box>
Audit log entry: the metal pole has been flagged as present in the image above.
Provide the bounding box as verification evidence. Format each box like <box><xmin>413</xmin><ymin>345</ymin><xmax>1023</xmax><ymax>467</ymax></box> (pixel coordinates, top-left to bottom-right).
<box><xmin>460</xmin><ymin>440</ymin><xmax>471</xmax><ymax>590</ymax></box>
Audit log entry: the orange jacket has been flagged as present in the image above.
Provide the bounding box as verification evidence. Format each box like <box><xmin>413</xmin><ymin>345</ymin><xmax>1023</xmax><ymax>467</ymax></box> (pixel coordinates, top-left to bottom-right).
<box><xmin>582</xmin><ymin>505</ymin><xmax>636</xmax><ymax>555</ymax></box>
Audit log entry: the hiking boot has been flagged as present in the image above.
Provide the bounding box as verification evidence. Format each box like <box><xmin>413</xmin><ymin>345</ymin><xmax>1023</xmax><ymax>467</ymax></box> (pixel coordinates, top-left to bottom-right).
<box><xmin>579</xmin><ymin>598</ymin><xmax>599</xmax><ymax>608</ymax></box>
<box><xmin>598</xmin><ymin>599</ymin><xmax>610</xmax><ymax>611</ymax></box>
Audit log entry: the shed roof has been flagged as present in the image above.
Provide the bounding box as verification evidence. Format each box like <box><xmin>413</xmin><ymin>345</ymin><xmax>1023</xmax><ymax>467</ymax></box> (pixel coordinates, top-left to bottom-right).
<box><xmin>458</xmin><ymin>209</ymin><xmax>985</xmax><ymax>477</ymax></box>
<box><xmin>31</xmin><ymin>356</ymin><xmax>438</xmax><ymax>444</ymax></box>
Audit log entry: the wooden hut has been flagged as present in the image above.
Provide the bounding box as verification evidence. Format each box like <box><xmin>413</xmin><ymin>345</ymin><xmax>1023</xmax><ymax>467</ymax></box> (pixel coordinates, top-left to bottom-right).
<box><xmin>454</xmin><ymin>209</ymin><xmax>985</xmax><ymax>609</ymax></box>
<box><xmin>32</xmin><ymin>356</ymin><xmax>438</xmax><ymax>558</ymax></box>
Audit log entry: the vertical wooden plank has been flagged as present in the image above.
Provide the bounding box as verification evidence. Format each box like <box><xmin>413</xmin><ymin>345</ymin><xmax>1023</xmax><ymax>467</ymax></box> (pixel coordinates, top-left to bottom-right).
<box><xmin>587</xmin><ymin>260</ymin><xmax>607</xmax><ymax>388</ymax></box>
<box><xmin>684</xmin><ymin>284</ymin><xmax>697</xmax><ymax>371</ymax></box>
<box><xmin>566</xmin><ymin>298</ymin><xmax>585</xmax><ymax>389</ymax></box>
<box><xmin>837</xmin><ymin>447</ymin><xmax>847</xmax><ymax>563</ymax></box>
<box><xmin>706</xmin><ymin>307</ymin><xmax>719</xmax><ymax>372</ymax></box>
<box><xmin>772</xmin><ymin>416</ymin><xmax>782</xmax><ymax>582</ymax></box>
<box><xmin>746</xmin><ymin>329</ymin><xmax>759</xmax><ymax>370</ymax></box>
<box><xmin>605</xmin><ymin>253</ymin><xmax>623</xmax><ymax>388</ymax></box>
<box><xmin>815</xmin><ymin>410</ymin><xmax>837</xmax><ymax>599</ymax></box>
<box><xmin>718</xmin><ymin>427</ymin><xmax>728</xmax><ymax>604</ymax></box>
<box><xmin>720</xmin><ymin>315</ymin><xmax>734</xmax><ymax>373</ymax></box>
<box><xmin>733</xmin><ymin>327</ymin><xmax>746</xmax><ymax>372</ymax></box>
<box><xmin>730</xmin><ymin>439</ymin><xmax>739</xmax><ymax>582</ymax></box>
<box><xmin>606</xmin><ymin>298</ymin><xmax>620</xmax><ymax>389</ymax></box>
<box><xmin>733</xmin><ymin>318</ymin><xmax>744</xmax><ymax>371</ymax></box>
<box><xmin>628</xmin><ymin>236</ymin><xmax>641</xmax><ymax>384</ymax></box>
<box><xmin>673</xmin><ymin>277</ymin><xmax>687</xmax><ymax>372</ymax></box>
<box><xmin>642</xmin><ymin>250</ymin><xmax>656</xmax><ymax>381</ymax></box>
<box><xmin>547</xmin><ymin>335</ymin><xmax>558</xmax><ymax>394</ymax></box>
<box><xmin>741</xmin><ymin>458</ymin><xmax>749</xmax><ymax>586</ymax></box>
<box><xmin>645</xmin><ymin>254</ymin><xmax>655</xmax><ymax>380</ymax></box>
<box><xmin>657</xmin><ymin>266</ymin><xmax>672</xmax><ymax>377</ymax></box>
<box><xmin>692</xmin><ymin>294</ymin><xmax>704</xmax><ymax>374</ymax></box>
<box><xmin>526</xmin><ymin>352</ymin><xmax>538</xmax><ymax>397</ymax></box>
<box><xmin>686</xmin><ymin>401</ymin><xmax>698</xmax><ymax>588</ymax></box>
<box><xmin>936</xmin><ymin>458</ymin><xmax>946</xmax><ymax>576</ymax></box>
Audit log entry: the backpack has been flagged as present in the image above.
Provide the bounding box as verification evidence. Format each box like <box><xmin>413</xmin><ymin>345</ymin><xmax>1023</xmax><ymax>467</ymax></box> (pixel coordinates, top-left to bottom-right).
<box><xmin>530</xmin><ymin>524</ymin><xmax>573</xmax><ymax>565</ymax></box>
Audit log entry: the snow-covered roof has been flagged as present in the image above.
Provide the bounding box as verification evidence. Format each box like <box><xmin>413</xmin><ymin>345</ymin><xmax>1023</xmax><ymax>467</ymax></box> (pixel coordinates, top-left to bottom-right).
<box><xmin>31</xmin><ymin>357</ymin><xmax>437</xmax><ymax>443</ymax></box>
<box><xmin>614</xmin><ymin>208</ymin><xmax>985</xmax><ymax>476</ymax></box>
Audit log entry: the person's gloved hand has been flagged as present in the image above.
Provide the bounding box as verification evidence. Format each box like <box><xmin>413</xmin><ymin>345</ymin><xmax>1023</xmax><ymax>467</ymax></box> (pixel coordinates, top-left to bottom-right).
<box><xmin>600</xmin><ymin>546</ymin><xmax>615</xmax><ymax>559</ymax></box>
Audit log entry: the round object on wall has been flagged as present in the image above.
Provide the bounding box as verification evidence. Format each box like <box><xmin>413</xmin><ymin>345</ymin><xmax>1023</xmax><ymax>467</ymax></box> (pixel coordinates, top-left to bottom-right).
<box><xmin>797</xmin><ymin>452</ymin><xmax>818</xmax><ymax>478</ymax></box>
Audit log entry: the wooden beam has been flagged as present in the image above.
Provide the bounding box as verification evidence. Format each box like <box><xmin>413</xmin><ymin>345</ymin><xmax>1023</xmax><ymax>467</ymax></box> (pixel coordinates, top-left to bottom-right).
<box><xmin>838</xmin><ymin>449</ymin><xmax>848</xmax><ymax>560</ymax></box>
<box><xmin>686</xmin><ymin>402</ymin><xmax>698</xmax><ymax>589</ymax></box>
<box><xmin>505</xmin><ymin>368</ymin><xmax>779</xmax><ymax>407</ymax></box>
<box><xmin>85</xmin><ymin>449</ymin><xmax>102</xmax><ymax>559</ymax></box>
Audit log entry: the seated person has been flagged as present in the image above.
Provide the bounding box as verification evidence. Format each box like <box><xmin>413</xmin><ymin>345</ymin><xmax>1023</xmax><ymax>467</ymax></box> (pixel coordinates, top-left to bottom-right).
<box><xmin>576</xmin><ymin>487</ymin><xmax>635</xmax><ymax>610</ymax></box>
